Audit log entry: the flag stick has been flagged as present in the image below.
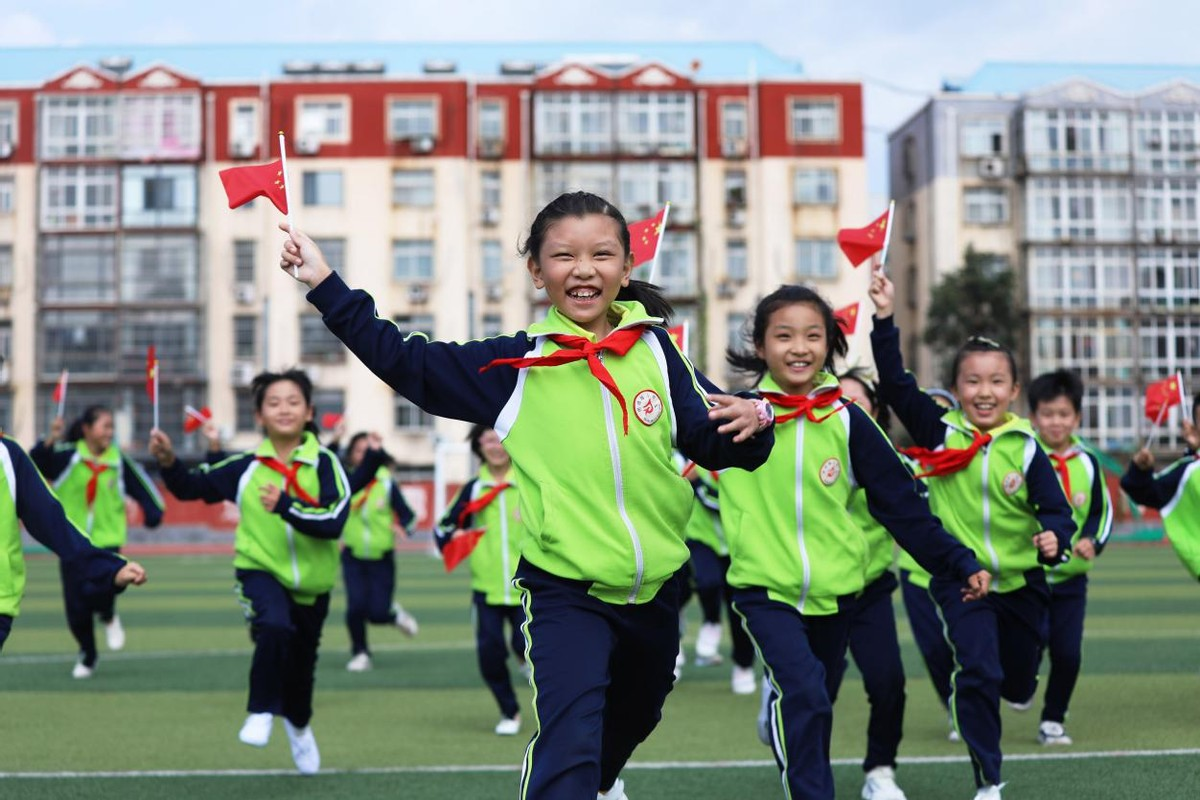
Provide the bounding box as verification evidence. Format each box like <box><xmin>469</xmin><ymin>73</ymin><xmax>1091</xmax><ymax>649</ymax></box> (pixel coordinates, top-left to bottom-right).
<box><xmin>152</xmin><ymin>359</ymin><xmax>160</xmax><ymax>433</ymax></box>
<box><xmin>1144</xmin><ymin>395</ymin><xmax>1170</xmax><ymax>451</ymax></box>
<box><xmin>877</xmin><ymin>199</ymin><xmax>896</xmax><ymax>274</ymax></box>
<box><xmin>56</xmin><ymin>369</ymin><xmax>68</xmax><ymax>419</ymax></box>
<box><xmin>646</xmin><ymin>202</ymin><xmax>671</xmax><ymax>286</ymax></box>
<box><xmin>278</xmin><ymin>131</ymin><xmax>298</xmax><ymax>279</ymax></box>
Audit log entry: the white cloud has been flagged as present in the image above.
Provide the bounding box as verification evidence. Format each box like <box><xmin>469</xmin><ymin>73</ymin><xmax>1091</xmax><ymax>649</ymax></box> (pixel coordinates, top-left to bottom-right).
<box><xmin>0</xmin><ymin>11</ymin><xmax>57</xmax><ymax>45</ymax></box>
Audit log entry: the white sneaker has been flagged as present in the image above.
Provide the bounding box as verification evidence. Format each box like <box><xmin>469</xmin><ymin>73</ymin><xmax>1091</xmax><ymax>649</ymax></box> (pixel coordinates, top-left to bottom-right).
<box><xmin>1038</xmin><ymin>720</ymin><xmax>1073</xmax><ymax>746</ymax></box>
<box><xmin>346</xmin><ymin>652</ymin><xmax>372</xmax><ymax>672</ymax></box>
<box><xmin>1005</xmin><ymin>698</ymin><xmax>1033</xmax><ymax>712</ymax></box>
<box><xmin>71</xmin><ymin>658</ymin><xmax>94</xmax><ymax>680</ymax></box>
<box><xmin>494</xmin><ymin>715</ymin><xmax>521</xmax><ymax>736</ymax></box>
<box><xmin>673</xmin><ymin>647</ymin><xmax>684</xmax><ymax>681</ymax></box>
<box><xmin>694</xmin><ymin>621</ymin><xmax>723</xmax><ymax>665</ymax></box>
<box><xmin>972</xmin><ymin>784</ymin><xmax>1003</xmax><ymax>800</ymax></box>
<box><xmin>599</xmin><ymin>776</ymin><xmax>628</xmax><ymax>799</ymax></box>
<box><xmin>731</xmin><ymin>665</ymin><xmax>756</xmax><ymax>695</ymax></box>
<box><xmin>104</xmin><ymin>615</ymin><xmax>125</xmax><ymax>651</ymax></box>
<box><xmin>392</xmin><ymin>603</ymin><xmax>419</xmax><ymax>637</ymax></box>
<box><xmin>862</xmin><ymin>766</ymin><xmax>907</xmax><ymax>800</ymax></box>
<box><xmin>283</xmin><ymin>718</ymin><xmax>320</xmax><ymax>775</ymax></box>
<box><xmin>238</xmin><ymin>712</ymin><xmax>274</xmax><ymax>747</ymax></box>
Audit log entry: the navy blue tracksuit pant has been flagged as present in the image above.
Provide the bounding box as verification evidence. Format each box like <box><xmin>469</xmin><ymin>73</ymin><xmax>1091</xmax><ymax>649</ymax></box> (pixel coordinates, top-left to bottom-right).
<box><xmin>682</xmin><ymin>539</ymin><xmax>755</xmax><ymax>668</ymax></box>
<box><xmin>236</xmin><ymin>569</ymin><xmax>330</xmax><ymax>728</ymax></box>
<box><xmin>514</xmin><ymin>558</ymin><xmax>680</xmax><ymax>800</ymax></box>
<box><xmin>900</xmin><ymin>570</ymin><xmax>954</xmax><ymax>708</ymax></box>
<box><xmin>0</xmin><ymin>613</ymin><xmax>11</xmax><ymax>652</ymax></box>
<box><xmin>929</xmin><ymin>570</ymin><xmax>1050</xmax><ymax>788</ymax></box>
<box><xmin>341</xmin><ymin>548</ymin><xmax>397</xmax><ymax>656</ymax></box>
<box><xmin>1041</xmin><ymin>574</ymin><xmax>1088</xmax><ymax>724</ymax></box>
<box><xmin>59</xmin><ymin>546</ymin><xmax>121</xmax><ymax>667</ymax></box>
<box><xmin>832</xmin><ymin>571</ymin><xmax>906</xmax><ymax>773</ymax></box>
<box><xmin>733</xmin><ymin>588</ymin><xmax>853</xmax><ymax>800</ymax></box>
<box><xmin>473</xmin><ymin>590</ymin><xmax>526</xmax><ymax>719</ymax></box>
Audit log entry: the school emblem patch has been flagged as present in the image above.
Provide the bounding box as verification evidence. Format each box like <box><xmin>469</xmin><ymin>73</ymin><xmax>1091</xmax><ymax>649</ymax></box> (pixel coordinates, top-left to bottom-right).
<box><xmin>1072</xmin><ymin>491</ymin><xmax>1087</xmax><ymax>509</ymax></box>
<box><xmin>634</xmin><ymin>389</ymin><xmax>664</xmax><ymax>426</ymax></box>
<box><xmin>1002</xmin><ymin>471</ymin><xmax>1024</xmax><ymax>495</ymax></box>
<box><xmin>819</xmin><ymin>458</ymin><xmax>841</xmax><ymax>486</ymax></box>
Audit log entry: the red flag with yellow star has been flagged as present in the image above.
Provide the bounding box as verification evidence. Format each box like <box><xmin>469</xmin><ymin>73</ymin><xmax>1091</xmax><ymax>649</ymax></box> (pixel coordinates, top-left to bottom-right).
<box><xmin>1145</xmin><ymin>373</ymin><xmax>1185</xmax><ymax>423</ymax></box>
<box><xmin>834</xmin><ymin>303</ymin><xmax>860</xmax><ymax>335</ymax></box>
<box><xmin>837</xmin><ymin>209</ymin><xmax>890</xmax><ymax>267</ymax></box>
<box><xmin>628</xmin><ymin>206</ymin><xmax>667</xmax><ymax>267</ymax></box>
<box><xmin>219</xmin><ymin>159</ymin><xmax>289</xmax><ymax>215</ymax></box>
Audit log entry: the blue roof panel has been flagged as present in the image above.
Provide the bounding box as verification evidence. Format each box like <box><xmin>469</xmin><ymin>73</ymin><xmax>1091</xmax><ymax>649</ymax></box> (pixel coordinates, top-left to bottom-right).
<box><xmin>953</xmin><ymin>62</ymin><xmax>1200</xmax><ymax>95</ymax></box>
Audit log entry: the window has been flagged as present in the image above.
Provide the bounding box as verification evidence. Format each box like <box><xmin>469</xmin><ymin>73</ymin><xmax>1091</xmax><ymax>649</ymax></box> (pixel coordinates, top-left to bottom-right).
<box><xmin>121</xmin><ymin>165</ymin><xmax>197</xmax><ymax>227</ymax></box>
<box><xmin>312</xmin><ymin>238</ymin><xmax>346</xmax><ymax>279</ymax></box>
<box><xmin>960</xmin><ymin>118</ymin><xmax>1007</xmax><ymax>156</ymax></box>
<box><xmin>120</xmin><ymin>93</ymin><xmax>201</xmax><ymax>159</ymax></box>
<box><xmin>0</xmin><ymin>322</ymin><xmax>10</xmax><ymax>369</ymax></box>
<box><xmin>392</xmin><ymin>169</ymin><xmax>435</xmax><ymax>207</ymax></box>
<box><xmin>40</xmin><ymin>235</ymin><xmax>117</xmax><ymax>302</ymax></box>
<box><xmin>1135</xmin><ymin>109</ymin><xmax>1200</xmax><ymax>175</ymax></box>
<box><xmin>793</xmin><ymin>169</ymin><xmax>838</xmax><ymax>205</ymax></box>
<box><xmin>481</xmin><ymin>170</ymin><xmax>501</xmax><ymax>211</ymax></box>
<box><xmin>795</xmin><ymin>239</ymin><xmax>837</xmax><ymax>279</ymax></box>
<box><xmin>40</xmin><ymin>165</ymin><xmax>118</xmax><ymax>230</ymax></box>
<box><xmin>1026</xmin><ymin>177</ymin><xmax>1132</xmax><ymax>241</ymax></box>
<box><xmin>120</xmin><ymin>310</ymin><xmax>202</xmax><ymax>378</ymax></box>
<box><xmin>299</xmin><ymin>315</ymin><xmax>345</xmax><ymax>363</ymax></box>
<box><xmin>724</xmin><ymin>169</ymin><xmax>747</xmax><ymax>207</ymax></box>
<box><xmin>616</xmin><ymin>162</ymin><xmax>697</xmax><ymax>222</ymax></box>
<box><xmin>616</xmin><ymin>93</ymin><xmax>695</xmax><ymax>155</ymax></box>
<box><xmin>1024</xmin><ymin>108</ymin><xmax>1131</xmax><ymax>172</ymax></box>
<box><xmin>233</xmin><ymin>315</ymin><xmax>256</xmax><ymax>359</ymax></box>
<box><xmin>302</xmin><ymin>171</ymin><xmax>343</xmax><ymax>207</ymax></box>
<box><xmin>392</xmin><ymin>240</ymin><xmax>434</xmax><ymax>281</ymax></box>
<box><xmin>1136</xmin><ymin>177</ymin><xmax>1200</xmax><ymax>243</ymax></box>
<box><xmin>478</xmin><ymin>99</ymin><xmax>505</xmax><ymax>145</ymax></box>
<box><xmin>482</xmin><ymin>240</ymin><xmax>504</xmax><ymax>286</ymax></box>
<box><xmin>534</xmin><ymin>162</ymin><xmax>614</xmax><ymax>209</ymax></box>
<box><xmin>726</xmin><ymin>240</ymin><xmax>748</xmax><ymax>283</ymax></box>
<box><xmin>40</xmin><ymin>310</ymin><xmax>118</xmax><ymax>376</ymax></box>
<box><xmin>0</xmin><ymin>245</ymin><xmax>11</xmax><ymax>289</ymax></box>
<box><xmin>481</xmin><ymin>313</ymin><xmax>504</xmax><ymax>338</ymax></box>
<box><xmin>720</xmin><ymin>99</ymin><xmax>748</xmax><ymax>143</ymax></box>
<box><xmin>297</xmin><ymin>98</ymin><xmax>349</xmax><ymax>142</ymax></box>
<box><xmin>1137</xmin><ymin>247</ymin><xmax>1200</xmax><ymax>310</ymax></box>
<box><xmin>121</xmin><ymin>235</ymin><xmax>199</xmax><ymax>302</ymax></box>
<box><xmin>234</xmin><ymin>240</ymin><xmax>256</xmax><ymax>284</ymax></box>
<box><xmin>534</xmin><ymin>92</ymin><xmax>613</xmax><ymax>155</ymax></box>
<box><xmin>657</xmin><ymin>233</ymin><xmax>697</xmax><ymax>297</ymax></box>
<box><xmin>40</xmin><ymin>96</ymin><xmax>118</xmax><ymax>159</ymax></box>
<box><xmin>236</xmin><ymin>391</ymin><xmax>257</xmax><ymax>433</ymax></box>
<box><xmin>393</xmin><ymin>314</ymin><xmax>435</xmax><ymax>339</ymax></box>
<box><xmin>229</xmin><ymin>100</ymin><xmax>259</xmax><ymax>151</ymax></box>
<box><xmin>790</xmin><ymin>99</ymin><xmax>839</xmax><ymax>142</ymax></box>
<box><xmin>963</xmin><ymin>187</ymin><xmax>1009</xmax><ymax>224</ymax></box>
<box><xmin>395</xmin><ymin>396</ymin><xmax>434</xmax><ymax>430</ymax></box>
<box><xmin>0</xmin><ymin>102</ymin><xmax>16</xmax><ymax>147</ymax></box>
<box><xmin>0</xmin><ymin>176</ymin><xmax>13</xmax><ymax>214</ymax></box>
<box><xmin>388</xmin><ymin>98</ymin><xmax>438</xmax><ymax>140</ymax></box>
<box><xmin>312</xmin><ymin>389</ymin><xmax>345</xmax><ymax>425</ymax></box>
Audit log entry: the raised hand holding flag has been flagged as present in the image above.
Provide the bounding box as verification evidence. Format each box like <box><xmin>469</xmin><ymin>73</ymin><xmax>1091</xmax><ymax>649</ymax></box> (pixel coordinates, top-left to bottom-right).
<box><xmin>183</xmin><ymin>405</ymin><xmax>212</xmax><ymax>434</ymax></box>
<box><xmin>442</xmin><ymin>529</ymin><xmax>485</xmax><ymax>572</ymax></box>
<box><xmin>1143</xmin><ymin>371</ymin><xmax>1186</xmax><ymax>448</ymax></box>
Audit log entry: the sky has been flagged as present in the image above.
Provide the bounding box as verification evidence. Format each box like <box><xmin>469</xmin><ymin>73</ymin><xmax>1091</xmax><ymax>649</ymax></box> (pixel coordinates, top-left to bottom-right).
<box><xmin>2</xmin><ymin>0</ymin><xmax>1198</xmax><ymax>198</ymax></box>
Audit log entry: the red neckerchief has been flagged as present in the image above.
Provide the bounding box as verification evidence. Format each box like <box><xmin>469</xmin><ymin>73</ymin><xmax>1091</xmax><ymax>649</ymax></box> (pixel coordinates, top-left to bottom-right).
<box><xmin>255</xmin><ymin>456</ymin><xmax>319</xmax><ymax>506</ymax></box>
<box><xmin>759</xmin><ymin>387</ymin><xmax>845</xmax><ymax>425</ymax></box>
<box><xmin>352</xmin><ymin>478</ymin><xmax>377</xmax><ymax>511</ymax></box>
<box><xmin>1048</xmin><ymin>451</ymin><xmax>1079</xmax><ymax>500</ymax></box>
<box><xmin>480</xmin><ymin>326</ymin><xmax>647</xmax><ymax>434</ymax></box>
<box><xmin>82</xmin><ymin>460</ymin><xmax>109</xmax><ymax>508</ymax></box>
<box><xmin>901</xmin><ymin>429</ymin><xmax>992</xmax><ymax>479</ymax></box>
<box><xmin>458</xmin><ymin>482</ymin><xmax>512</xmax><ymax>528</ymax></box>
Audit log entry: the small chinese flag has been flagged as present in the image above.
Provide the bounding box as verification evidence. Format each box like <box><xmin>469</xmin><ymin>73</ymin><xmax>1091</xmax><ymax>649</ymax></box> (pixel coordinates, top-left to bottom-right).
<box><xmin>837</xmin><ymin>210</ymin><xmax>890</xmax><ymax>267</ymax></box>
<box><xmin>320</xmin><ymin>412</ymin><xmax>344</xmax><ymax>431</ymax></box>
<box><xmin>184</xmin><ymin>405</ymin><xmax>212</xmax><ymax>434</ymax></box>
<box><xmin>443</xmin><ymin>528</ymin><xmax>485</xmax><ymax>572</ymax></box>
<box><xmin>219</xmin><ymin>159</ymin><xmax>289</xmax><ymax>215</ymax></box>
<box><xmin>52</xmin><ymin>370</ymin><xmax>68</xmax><ymax>405</ymax></box>
<box><xmin>834</xmin><ymin>303</ymin><xmax>860</xmax><ymax>335</ymax></box>
<box><xmin>628</xmin><ymin>206</ymin><xmax>667</xmax><ymax>267</ymax></box>
<box><xmin>1145</xmin><ymin>374</ymin><xmax>1185</xmax><ymax>423</ymax></box>
<box><xmin>667</xmin><ymin>322</ymin><xmax>689</xmax><ymax>353</ymax></box>
<box><xmin>146</xmin><ymin>346</ymin><xmax>158</xmax><ymax>402</ymax></box>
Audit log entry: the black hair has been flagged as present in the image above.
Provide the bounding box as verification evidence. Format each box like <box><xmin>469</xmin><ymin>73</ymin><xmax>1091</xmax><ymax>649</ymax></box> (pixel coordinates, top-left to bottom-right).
<box><xmin>837</xmin><ymin>368</ymin><xmax>890</xmax><ymax>433</ymax></box>
<box><xmin>343</xmin><ymin>430</ymin><xmax>394</xmax><ymax>468</ymax></box>
<box><xmin>948</xmin><ymin>335</ymin><xmax>1019</xmax><ymax>389</ymax></box>
<box><xmin>519</xmin><ymin>190</ymin><xmax>673</xmax><ymax>322</ymax></box>
<box><xmin>250</xmin><ymin>369</ymin><xmax>319</xmax><ymax>435</ymax></box>
<box><xmin>726</xmin><ymin>285</ymin><xmax>848</xmax><ymax>383</ymax></box>
<box><xmin>66</xmin><ymin>405</ymin><xmax>112</xmax><ymax>443</ymax></box>
<box><xmin>468</xmin><ymin>423</ymin><xmax>490</xmax><ymax>460</ymax></box>
<box><xmin>1027</xmin><ymin>369</ymin><xmax>1084</xmax><ymax>415</ymax></box>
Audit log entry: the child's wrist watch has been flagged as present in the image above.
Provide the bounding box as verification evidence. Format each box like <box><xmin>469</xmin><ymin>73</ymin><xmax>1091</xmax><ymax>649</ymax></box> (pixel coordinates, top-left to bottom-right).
<box><xmin>753</xmin><ymin>398</ymin><xmax>775</xmax><ymax>431</ymax></box>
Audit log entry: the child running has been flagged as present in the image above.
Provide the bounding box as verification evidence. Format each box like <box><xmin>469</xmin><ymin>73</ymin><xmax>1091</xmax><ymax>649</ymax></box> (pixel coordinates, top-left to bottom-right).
<box><xmin>719</xmin><ymin>285</ymin><xmax>989</xmax><ymax>800</ymax></box>
<box><xmin>31</xmin><ymin>406</ymin><xmax>164</xmax><ymax>677</ymax></box>
<box><xmin>870</xmin><ymin>272</ymin><xmax>1075</xmax><ymax>800</ymax></box>
<box><xmin>1</xmin><ymin>433</ymin><xmax>146</xmax><ymax>652</ymax></box>
<box><xmin>340</xmin><ymin>431</ymin><xmax>419</xmax><ymax>673</ymax></box>
<box><xmin>1027</xmin><ymin>369</ymin><xmax>1114</xmax><ymax>746</ymax></box>
<box><xmin>436</xmin><ymin>424</ymin><xmax>528</xmax><ymax>735</ymax></box>
<box><xmin>279</xmin><ymin>190</ymin><xmax>774</xmax><ymax>800</ymax></box>
<box><xmin>149</xmin><ymin>369</ymin><xmax>350</xmax><ymax>775</ymax></box>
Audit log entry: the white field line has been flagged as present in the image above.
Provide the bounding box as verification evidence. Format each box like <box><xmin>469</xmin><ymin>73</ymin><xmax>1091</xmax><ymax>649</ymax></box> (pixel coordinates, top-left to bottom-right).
<box><xmin>0</xmin><ymin>640</ymin><xmax>476</xmax><ymax>665</ymax></box>
<box><xmin>3</xmin><ymin>748</ymin><xmax>1199</xmax><ymax>779</ymax></box>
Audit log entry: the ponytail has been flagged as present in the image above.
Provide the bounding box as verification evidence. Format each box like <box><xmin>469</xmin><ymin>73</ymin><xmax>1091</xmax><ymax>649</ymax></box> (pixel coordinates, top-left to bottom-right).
<box><xmin>617</xmin><ymin>279</ymin><xmax>673</xmax><ymax>323</ymax></box>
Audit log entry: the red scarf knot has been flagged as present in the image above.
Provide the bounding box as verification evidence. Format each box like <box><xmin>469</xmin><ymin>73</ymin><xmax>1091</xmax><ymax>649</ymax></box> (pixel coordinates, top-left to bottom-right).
<box><xmin>479</xmin><ymin>325</ymin><xmax>647</xmax><ymax>434</ymax></box>
<box><xmin>83</xmin><ymin>460</ymin><xmax>110</xmax><ymax>508</ymax></box>
<box><xmin>458</xmin><ymin>482</ymin><xmax>512</xmax><ymax>528</ymax></box>
<box><xmin>759</xmin><ymin>388</ymin><xmax>845</xmax><ymax>425</ymax></box>
<box><xmin>901</xmin><ymin>429</ymin><xmax>993</xmax><ymax>479</ymax></box>
<box><xmin>256</xmin><ymin>456</ymin><xmax>320</xmax><ymax>506</ymax></box>
<box><xmin>1048</xmin><ymin>450</ymin><xmax>1079</xmax><ymax>501</ymax></box>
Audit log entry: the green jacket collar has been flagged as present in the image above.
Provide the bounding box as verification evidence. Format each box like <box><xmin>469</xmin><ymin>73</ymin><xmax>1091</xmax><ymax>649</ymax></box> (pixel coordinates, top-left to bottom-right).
<box><xmin>254</xmin><ymin>431</ymin><xmax>320</xmax><ymax>466</ymax></box>
<box><xmin>758</xmin><ymin>371</ymin><xmax>840</xmax><ymax>397</ymax></box>
<box><xmin>528</xmin><ymin>300</ymin><xmax>662</xmax><ymax>342</ymax></box>
<box><xmin>943</xmin><ymin>409</ymin><xmax>1035</xmax><ymax>439</ymax></box>
<box><xmin>75</xmin><ymin>439</ymin><xmax>120</xmax><ymax>466</ymax></box>
<box><xmin>479</xmin><ymin>463</ymin><xmax>512</xmax><ymax>488</ymax></box>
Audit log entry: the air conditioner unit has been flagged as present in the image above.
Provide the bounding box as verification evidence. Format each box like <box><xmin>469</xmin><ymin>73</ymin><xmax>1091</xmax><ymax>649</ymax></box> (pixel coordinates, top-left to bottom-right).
<box><xmin>481</xmin><ymin>206</ymin><xmax>501</xmax><ymax>226</ymax></box>
<box><xmin>479</xmin><ymin>138</ymin><xmax>505</xmax><ymax>159</ymax></box>
<box><xmin>294</xmin><ymin>136</ymin><xmax>321</xmax><ymax>155</ymax></box>
<box><xmin>231</xmin><ymin>361</ymin><xmax>256</xmax><ymax>387</ymax></box>
<box><xmin>230</xmin><ymin>139</ymin><xmax>257</xmax><ymax>159</ymax></box>
<box><xmin>485</xmin><ymin>284</ymin><xmax>504</xmax><ymax>303</ymax></box>
<box><xmin>410</xmin><ymin>134</ymin><xmax>436</xmax><ymax>154</ymax></box>
<box><xmin>727</xmin><ymin>208</ymin><xmax>746</xmax><ymax>228</ymax></box>
<box><xmin>0</xmin><ymin>140</ymin><xmax>12</xmax><ymax>160</ymax></box>
<box><xmin>978</xmin><ymin>157</ymin><xmax>1006</xmax><ymax>179</ymax></box>
<box><xmin>234</xmin><ymin>282</ymin><xmax>256</xmax><ymax>304</ymax></box>
<box><xmin>721</xmin><ymin>138</ymin><xmax>747</xmax><ymax>159</ymax></box>
<box><xmin>408</xmin><ymin>283</ymin><xmax>430</xmax><ymax>304</ymax></box>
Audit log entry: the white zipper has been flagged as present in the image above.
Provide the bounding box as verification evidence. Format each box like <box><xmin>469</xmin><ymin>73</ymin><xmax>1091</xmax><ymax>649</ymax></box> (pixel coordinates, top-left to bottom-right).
<box><xmin>794</xmin><ymin>421</ymin><xmax>811</xmax><ymax>612</ymax></box>
<box><xmin>499</xmin><ymin>488</ymin><xmax>511</xmax><ymax>605</ymax></box>
<box><xmin>980</xmin><ymin>444</ymin><xmax>1001</xmax><ymax>573</ymax></box>
<box><xmin>599</xmin><ymin>377</ymin><xmax>644</xmax><ymax>604</ymax></box>
<box><xmin>360</xmin><ymin>486</ymin><xmax>373</xmax><ymax>559</ymax></box>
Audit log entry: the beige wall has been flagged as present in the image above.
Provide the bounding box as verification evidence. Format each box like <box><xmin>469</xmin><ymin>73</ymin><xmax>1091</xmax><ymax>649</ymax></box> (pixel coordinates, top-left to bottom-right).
<box><xmin>0</xmin><ymin>165</ymin><xmax>40</xmax><ymax>443</ymax></box>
